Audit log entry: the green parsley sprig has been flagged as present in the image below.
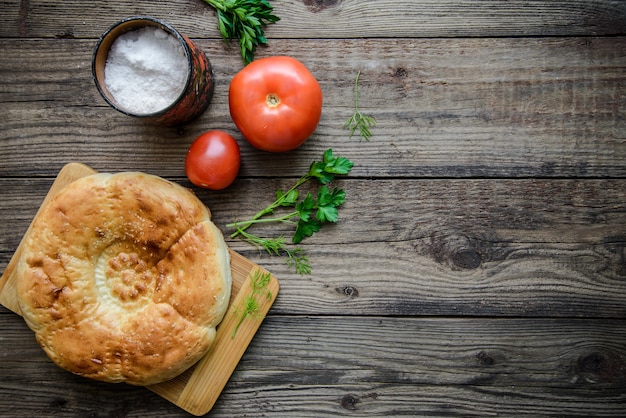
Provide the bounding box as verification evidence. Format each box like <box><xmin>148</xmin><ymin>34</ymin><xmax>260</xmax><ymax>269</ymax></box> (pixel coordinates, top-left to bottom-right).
<box><xmin>202</xmin><ymin>0</ymin><xmax>280</xmax><ymax>65</ymax></box>
<box><xmin>227</xmin><ymin>149</ymin><xmax>354</xmax><ymax>274</ymax></box>
<box><xmin>232</xmin><ymin>269</ymin><xmax>272</xmax><ymax>338</ymax></box>
<box><xmin>344</xmin><ymin>70</ymin><xmax>376</xmax><ymax>141</ymax></box>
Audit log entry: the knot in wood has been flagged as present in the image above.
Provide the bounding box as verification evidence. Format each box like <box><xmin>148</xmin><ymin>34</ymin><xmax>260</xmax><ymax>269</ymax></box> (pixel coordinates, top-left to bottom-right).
<box><xmin>573</xmin><ymin>350</ymin><xmax>626</xmax><ymax>384</ymax></box>
<box><xmin>303</xmin><ymin>0</ymin><xmax>338</xmax><ymax>13</ymax></box>
<box><xmin>336</xmin><ymin>285</ymin><xmax>359</xmax><ymax>298</ymax></box>
<box><xmin>477</xmin><ymin>351</ymin><xmax>495</xmax><ymax>366</ymax></box>
<box><xmin>427</xmin><ymin>232</ymin><xmax>484</xmax><ymax>270</ymax></box>
<box><xmin>50</xmin><ymin>398</ymin><xmax>68</xmax><ymax>409</ymax></box>
<box><xmin>578</xmin><ymin>352</ymin><xmax>607</xmax><ymax>373</ymax></box>
<box><xmin>452</xmin><ymin>249</ymin><xmax>482</xmax><ymax>269</ymax></box>
<box><xmin>394</xmin><ymin>67</ymin><xmax>408</xmax><ymax>78</ymax></box>
<box><xmin>341</xmin><ymin>394</ymin><xmax>359</xmax><ymax>410</ymax></box>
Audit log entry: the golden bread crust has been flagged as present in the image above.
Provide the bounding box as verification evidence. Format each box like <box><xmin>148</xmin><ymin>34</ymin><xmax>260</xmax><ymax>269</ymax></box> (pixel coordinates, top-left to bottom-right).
<box><xmin>16</xmin><ymin>172</ymin><xmax>231</xmax><ymax>385</ymax></box>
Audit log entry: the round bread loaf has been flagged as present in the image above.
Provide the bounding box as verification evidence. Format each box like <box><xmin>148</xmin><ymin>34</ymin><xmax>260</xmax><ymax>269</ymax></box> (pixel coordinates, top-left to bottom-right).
<box><xmin>16</xmin><ymin>172</ymin><xmax>231</xmax><ymax>385</ymax></box>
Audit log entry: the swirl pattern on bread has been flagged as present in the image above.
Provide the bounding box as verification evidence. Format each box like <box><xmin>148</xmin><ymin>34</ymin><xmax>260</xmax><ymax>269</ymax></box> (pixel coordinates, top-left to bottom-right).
<box><xmin>16</xmin><ymin>172</ymin><xmax>231</xmax><ymax>385</ymax></box>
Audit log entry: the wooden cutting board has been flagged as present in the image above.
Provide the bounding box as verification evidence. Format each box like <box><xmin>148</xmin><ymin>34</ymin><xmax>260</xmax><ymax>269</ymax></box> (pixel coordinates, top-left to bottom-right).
<box><xmin>0</xmin><ymin>162</ymin><xmax>279</xmax><ymax>416</ymax></box>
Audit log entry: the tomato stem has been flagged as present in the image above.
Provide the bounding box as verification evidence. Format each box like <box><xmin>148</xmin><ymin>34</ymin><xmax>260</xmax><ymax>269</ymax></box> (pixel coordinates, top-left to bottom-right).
<box><xmin>266</xmin><ymin>93</ymin><xmax>281</xmax><ymax>107</ymax></box>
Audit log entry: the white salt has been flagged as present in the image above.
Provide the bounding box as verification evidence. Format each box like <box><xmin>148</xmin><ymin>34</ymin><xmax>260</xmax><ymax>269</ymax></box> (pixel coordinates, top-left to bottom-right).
<box><xmin>104</xmin><ymin>26</ymin><xmax>188</xmax><ymax>115</ymax></box>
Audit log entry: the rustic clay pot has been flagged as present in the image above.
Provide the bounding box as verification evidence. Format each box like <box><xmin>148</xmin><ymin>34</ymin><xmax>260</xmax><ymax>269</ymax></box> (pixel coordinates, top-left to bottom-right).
<box><xmin>92</xmin><ymin>16</ymin><xmax>214</xmax><ymax>126</ymax></box>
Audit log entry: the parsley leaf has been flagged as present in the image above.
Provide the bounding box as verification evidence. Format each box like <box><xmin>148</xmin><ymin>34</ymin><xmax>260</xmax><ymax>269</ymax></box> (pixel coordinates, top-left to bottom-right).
<box><xmin>226</xmin><ymin>148</ymin><xmax>354</xmax><ymax>273</ymax></box>
<box><xmin>203</xmin><ymin>0</ymin><xmax>280</xmax><ymax>65</ymax></box>
<box><xmin>322</xmin><ymin>149</ymin><xmax>354</xmax><ymax>174</ymax></box>
<box><xmin>293</xmin><ymin>218</ymin><xmax>321</xmax><ymax>244</ymax></box>
<box><xmin>276</xmin><ymin>188</ymin><xmax>299</xmax><ymax>206</ymax></box>
<box><xmin>307</xmin><ymin>149</ymin><xmax>355</xmax><ymax>184</ymax></box>
<box><xmin>296</xmin><ymin>193</ymin><xmax>316</xmax><ymax>221</ymax></box>
<box><xmin>315</xmin><ymin>186</ymin><xmax>345</xmax><ymax>223</ymax></box>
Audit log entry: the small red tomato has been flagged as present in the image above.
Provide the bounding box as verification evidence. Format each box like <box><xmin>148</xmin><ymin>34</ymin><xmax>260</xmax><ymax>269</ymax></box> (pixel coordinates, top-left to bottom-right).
<box><xmin>185</xmin><ymin>130</ymin><xmax>240</xmax><ymax>190</ymax></box>
<box><xmin>229</xmin><ymin>56</ymin><xmax>323</xmax><ymax>152</ymax></box>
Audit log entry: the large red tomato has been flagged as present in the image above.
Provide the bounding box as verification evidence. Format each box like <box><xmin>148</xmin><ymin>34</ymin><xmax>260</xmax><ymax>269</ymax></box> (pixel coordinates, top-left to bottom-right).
<box><xmin>185</xmin><ymin>130</ymin><xmax>240</xmax><ymax>190</ymax></box>
<box><xmin>229</xmin><ymin>56</ymin><xmax>323</xmax><ymax>152</ymax></box>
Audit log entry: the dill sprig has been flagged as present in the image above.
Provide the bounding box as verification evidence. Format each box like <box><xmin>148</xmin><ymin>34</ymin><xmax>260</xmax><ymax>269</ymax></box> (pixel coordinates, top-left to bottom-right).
<box><xmin>230</xmin><ymin>227</ymin><xmax>312</xmax><ymax>275</ymax></box>
<box><xmin>344</xmin><ymin>70</ymin><xmax>376</xmax><ymax>141</ymax></box>
<box><xmin>232</xmin><ymin>269</ymin><xmax>273</xmax><ymax>338</ymax></box>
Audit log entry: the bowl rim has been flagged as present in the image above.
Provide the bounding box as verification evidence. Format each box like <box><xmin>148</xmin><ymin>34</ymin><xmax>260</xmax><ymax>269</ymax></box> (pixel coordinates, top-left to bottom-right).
<box><xmin>91</xmin><ymin>15</ymin><xmax>194</xmax><ymax>118</ymax></box>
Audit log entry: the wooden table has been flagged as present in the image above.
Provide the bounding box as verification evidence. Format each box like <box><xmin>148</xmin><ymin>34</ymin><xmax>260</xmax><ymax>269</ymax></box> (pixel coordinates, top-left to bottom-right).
<box><xmin>1</xmin><ymin>1</ymin><xmax>625</xmax><ymax>416</ymax></box>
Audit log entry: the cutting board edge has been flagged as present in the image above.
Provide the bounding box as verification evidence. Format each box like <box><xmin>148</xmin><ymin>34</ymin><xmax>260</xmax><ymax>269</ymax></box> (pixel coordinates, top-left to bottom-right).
<box><xmin>0</xmin><ymin>162</ymin><xmax>280</xmax><ymax>416</ymax></box>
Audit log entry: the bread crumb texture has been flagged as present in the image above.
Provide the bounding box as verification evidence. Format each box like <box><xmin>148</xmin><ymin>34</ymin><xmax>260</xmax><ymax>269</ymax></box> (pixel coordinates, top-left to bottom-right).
<box><xmin>16</xmin><ymin>172</ymin><xmax>231</xmax><ymax>385</ymax></box>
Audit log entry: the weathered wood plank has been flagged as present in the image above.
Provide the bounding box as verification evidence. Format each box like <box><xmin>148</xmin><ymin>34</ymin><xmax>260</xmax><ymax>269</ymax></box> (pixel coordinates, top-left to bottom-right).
<box><xmin>2</xmin><ymin>1</ymin><xmax>624</xmax><ymax>417</ymax></box>
<box><xmin>2</xmin><ymin>177</ymin><xmax>624</xmax><ymax>317</ymax></box>
<box><xmin>210</xmin><ymin>179</ymin><xmax>626</xmax><ymax>317</ymax></box>
<box><xmin>1</xmin><ymin>37</ymin><xmax>625</xmax><ymax>178</ymax></box>
<box><xmin>1</xmin><ymin>314</ymin><xmax>625</xmax><ymax>416</ymax></box>
<box><xmin>2</xmin><ymin>0</ymin><xmax>625</xmax><ymax>38</ymax></box>
<box><xmin>216</xmin><ymin>384</ymin><xmax>626</xmax><ymax>417</ymax></box>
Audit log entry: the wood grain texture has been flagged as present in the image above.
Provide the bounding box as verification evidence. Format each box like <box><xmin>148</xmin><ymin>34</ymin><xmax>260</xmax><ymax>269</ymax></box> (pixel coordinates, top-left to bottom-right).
<box><xmin>1</xmin><ymin>37</ymin><xmax>624</xmax><ymax>178</ymax></box>
<box><xmin>0</xmin><ymin>164</ymin><xmax>280</xmax><ymax>416</ymax></box>
<box><xmin>1</xmin><ymin>314</ymin><xmax>625</xmax><ymax>416</ymax></box>
<box><xmin>1</xmin><ymin>0</ymin><xmax>625</xmax><ymax>416</ymax></box>
<box><xmin>2</xmin><ymin>0</ymin><xmax>625</xmax><ymax>38</ymax></box>
<box><xmin>2</xmin><ymin>177</ymin><xmax>625</xmax><ymax>318</ymax></box>
<box><xmin>0</xmin><ymin>249</ymin><xmax>280</xmax><ymax>416</ymax></box>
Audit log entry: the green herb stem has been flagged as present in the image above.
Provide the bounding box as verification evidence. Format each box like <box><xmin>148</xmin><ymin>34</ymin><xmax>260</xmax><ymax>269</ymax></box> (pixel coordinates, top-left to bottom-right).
<box><xmin>233</xmin><ymin>227</ymin><xmax>286</xmax><ymax>255</ymax></box>
<box><xmin>232</xmin><ymin>269</ymin><xmax>273</xmax><ymax>338</ymax></box>
<box><xmin>227</xmin><ymin>211</ymin><xmax>299</xmax><ymax>234</ymax></box>
<box><xmin>230</xmin><ymin>176</ymin><xmax>309</xmax><ymax>238</ymax></box>
<box><xmin>344</xmin><ymin>70</ymin><xmax>376</xmax><ymax>141</ymax></box>
<box><xmin>227</xmin><ymin>149</ymin><xmax>354</xmax><ymax>274</ymax></box>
